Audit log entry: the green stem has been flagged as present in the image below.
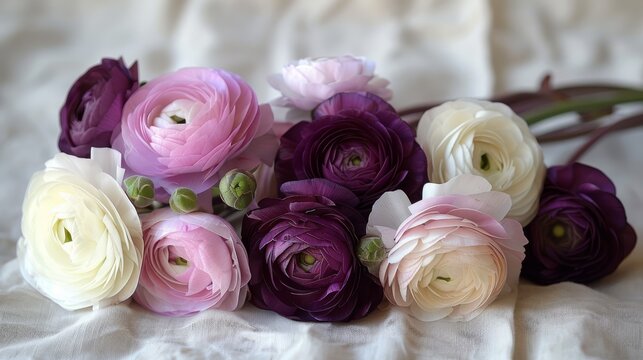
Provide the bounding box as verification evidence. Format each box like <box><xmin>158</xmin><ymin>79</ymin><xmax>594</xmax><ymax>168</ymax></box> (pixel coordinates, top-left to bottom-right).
<box><xmin>523</xmin><ymin>90</ymin><xmax>643</xmax><ymax>125</ymax></box>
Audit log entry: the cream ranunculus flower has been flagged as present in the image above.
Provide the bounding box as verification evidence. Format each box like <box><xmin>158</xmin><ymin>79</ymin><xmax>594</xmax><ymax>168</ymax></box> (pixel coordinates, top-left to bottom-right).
<box><xmin>17</xmin><ymin>148</ymin><xmax>143</xmax><ymax>310</ymax></box>
<box><xmin>416</xmin><ymin>99</ymin><xmax>545</xmax><ymax>225</ymax></box>
<box><xmin>368</xmin><ymin>175</ymin><xmax>527</xmax><ymax>321</ymax></box>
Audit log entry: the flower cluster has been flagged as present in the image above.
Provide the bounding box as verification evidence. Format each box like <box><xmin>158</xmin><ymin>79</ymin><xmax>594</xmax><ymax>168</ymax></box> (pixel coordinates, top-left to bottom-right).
<box><xmin>17</xmin><ymin>55</ymin><xmax>637</xmax><ymax>323</ymax></box>
<box><xmin>20</xmin><ymin>60</ymin><xmax>272</xmax><ymax>315</ymax></box>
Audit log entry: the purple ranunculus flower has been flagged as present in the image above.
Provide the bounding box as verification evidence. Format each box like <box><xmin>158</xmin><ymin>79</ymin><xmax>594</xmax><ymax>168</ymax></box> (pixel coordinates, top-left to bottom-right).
<box><xmin>241</xmin><ymin>179</ymin><xmax>383</xmax><ymax>322</ymax></box>
<box><xmin>275</xmin><ymin>92</ymin><xmax>428</xmax><ymax>215</ymax></box>
<box><xmin>58</xmin><ymin>58</ymin><xmax>139</xmax><ymax>158</ymax></box>
<box><xmin>523</xmin><ymin>163</ymin><xmax>637</xmax><ymax>284</ymax></box>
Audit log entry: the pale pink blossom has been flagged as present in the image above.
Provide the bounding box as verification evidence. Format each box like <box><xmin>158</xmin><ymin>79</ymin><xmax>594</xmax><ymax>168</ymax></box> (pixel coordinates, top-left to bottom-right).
<box><xmin>268</xmin><ymin>55</ymin><xmax>392</xmax><ymax>111</ymax></box>
<box><xmin>368</xmin><ymin>174</ymin><xmax>527</xmax><ymax>321</ymax></box>
<box><xmin>134</xmin><ymin>209</ymin><xmax>250</xmax><ymax>316</ymax></box>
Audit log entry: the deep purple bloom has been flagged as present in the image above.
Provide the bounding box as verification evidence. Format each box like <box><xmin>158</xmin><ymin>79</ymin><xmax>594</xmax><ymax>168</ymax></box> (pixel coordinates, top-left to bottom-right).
<box><xmin>275</xmin><ymin>92</ymin><xmax>428</xmax><ymax>215</ymax></box>
<box><xmin>523</xmin><ymin>163</ymin><xmax>637</xmax><ymax>284</ymax></box>
<box><xmin>59</xmin><ymin>58</ymin><xmax>139</xmax><ymax>158</ymax></box>
<box><xmin>241</xmin><ymin>179</ymin><xmax>383</xmax><ymax>322</ymax></box>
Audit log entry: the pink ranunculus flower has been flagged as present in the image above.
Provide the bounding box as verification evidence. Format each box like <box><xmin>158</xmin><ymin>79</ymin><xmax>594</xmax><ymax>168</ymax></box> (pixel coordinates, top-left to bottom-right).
<box><xmin>134</xmin><ymin>208</ymin><xmax>251</xmax><ymax>316</ymax></box>
<box><xmin>112</xmin><ymin>67</ymin><xmax>277</xmax><ymax>204</ymax></box>
<box><xmin>268</xmin><ymin>55</ymin><xmax>393</xmax><ymax>111</ymax></box>
<box><xmin>368</xmin><ymin>174</ymin><xmax>527</xmax><ymax>322</ymax></box>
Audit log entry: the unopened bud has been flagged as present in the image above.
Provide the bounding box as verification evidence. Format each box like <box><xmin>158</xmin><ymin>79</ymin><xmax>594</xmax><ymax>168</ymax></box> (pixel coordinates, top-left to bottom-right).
<box><xmin>357</xmin><ymin>235</ymin><xmax>387</xmax><ymax>276</ymax></box>
<box><xmin>219</xmin><ymin>170</ymin><xmax>257</xmax><ymax>210</ymax></box>
<box><xmin>169</xmin><ymin>187</ymin><xmax>198</xmax><ymax>214</ymax></box>
<box><xmin>124</xmin><ymin>176</ymin><xmax>155</xmax><ymax>208</ymax></box>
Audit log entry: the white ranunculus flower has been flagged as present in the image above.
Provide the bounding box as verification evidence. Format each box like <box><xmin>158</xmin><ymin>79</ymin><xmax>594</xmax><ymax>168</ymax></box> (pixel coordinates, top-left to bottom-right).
<box><xmin>268</xmin><ymin>55</ymin><xmax>392</xmax><ymax>111</ymax></box>
<box><xmin>17</xmin><ymin>148</ymin><xmax>143</xmax><ymax>310</ymax></box>
<box><xmin>368</xmin><ymin>175</ymin><xmax>527</xmax><ymax>321</ymax></box>
<box><xmin>416</xmin><ymin>99</ymin><xmax>545</xmax><ymax>225</ymax></box>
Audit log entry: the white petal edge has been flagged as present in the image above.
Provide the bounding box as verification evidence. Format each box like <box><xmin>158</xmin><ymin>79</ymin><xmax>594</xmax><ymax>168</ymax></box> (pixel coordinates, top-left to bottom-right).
<box><xmin>422</xmin><ymin>174</ymin><xmax>492</xmax><ymax>199</ymax></box>
<box><xmin>368</xmin><ymin>190</ymin><xmax>412</xmax><ymax>234</ymax></box>
<box><xmin>90</xmin><ymin>147</ymin><xmax>125</xmax><ymax>183</ymax></box>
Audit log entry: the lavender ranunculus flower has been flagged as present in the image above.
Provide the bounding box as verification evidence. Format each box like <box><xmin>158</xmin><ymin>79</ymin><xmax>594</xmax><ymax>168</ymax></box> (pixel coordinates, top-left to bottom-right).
<box><xmin>242</xmin><ymin>179</ymin><xmax>383</xmax><ymax>322</ymax></box>
<box><xmin>59</xmin><ymin>58</ymin><xmax>139</xmax><ymax>158</ymax></box>
<box><xmin>275</xmin><ymin>92</ymin><xmax>428</xmax><ymax>215</ymax></box>
<box><xmin>112</xmin><ymin>67</ymin><xmax>276</xmax><ymax>202</ymax></box>
<box><xmin>523</xmin><ymin>163</ymin><xmax>637</xmax><ymax>285</ymax></box>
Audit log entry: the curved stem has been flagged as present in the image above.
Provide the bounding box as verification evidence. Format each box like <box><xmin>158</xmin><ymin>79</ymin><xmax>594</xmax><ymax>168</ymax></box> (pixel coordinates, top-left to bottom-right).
<box><xmin>397</xmin><ymin>85</ymin><xmax>642</xmax><ymax>117</ymax></box>
<box><xmin>398</xmin><ymin>86</ymin><xmax>643</xmax><ymax>146</ymax></box>
<box><xmin>523</xmin><ymin>90</ymin><xmax>643</xmax><ymax>125</ymax></box>
<box><xmin>536</xmin><ymin>121</ymin><xmax>602</xmax><ymax>143</ymax></box>
<box><xmin>567</xmin><ymin>113</ymin><xmax>643</xmax><ymax>164</ymax></box>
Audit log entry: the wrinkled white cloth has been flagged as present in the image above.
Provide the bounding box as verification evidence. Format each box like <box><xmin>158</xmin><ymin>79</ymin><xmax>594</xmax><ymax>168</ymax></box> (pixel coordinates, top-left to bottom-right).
<box><xmin>1</xmin><ymin>0</ymin><xmax>642</xmax><ymax>358</ymax></box>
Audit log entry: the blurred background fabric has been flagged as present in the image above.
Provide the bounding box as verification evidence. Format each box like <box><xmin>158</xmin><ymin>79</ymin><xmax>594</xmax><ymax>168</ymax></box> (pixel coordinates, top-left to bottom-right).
<box><xmin>1</xmin><ymin>0</ymin><xmax>642</xmax><ymax>358</ymax></box>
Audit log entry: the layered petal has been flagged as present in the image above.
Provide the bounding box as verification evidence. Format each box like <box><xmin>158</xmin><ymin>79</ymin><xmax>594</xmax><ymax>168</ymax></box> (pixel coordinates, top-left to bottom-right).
<box><xmin>18</xmin><ymin>148</ymin><xmax>143</xmax><ymax>310</ymax></box>
<box><xmin>242</xmin><ymin>180</ymin><xmax>382</xmax><ymax>322</ymax></box>
<box><xmin>59</xmin><ymin>58</ymin><xmax>139</xmax><ymax>158</ymax></box>
<box><xmin>112</xmin><ymin>67</ymin><xmax>276</xmax><ymax>199</ymax></box>
<box><xmin>268</xmin><ymin>55</ymin><xmax>392</xmax><ymax>111</ymax></box>
<box><xmin>523</xmin><ymin>163</ymin><xmax>636</xmax><ymax>284</ymax></box>
<box><xmin>417</xmin><ymin>99</ymin><xmax>545</xmax><ymax>225</ymax></box>
<box><xmin>134</xmin><ymin>209</ymin><xmax>250</xmax><ymax>316</ymax></box>
<box><xmin>275</xmin><ymin>92</ymin><xmax>427</xmax><ymax>216</ymax></box>
<box><xmin>368</xmin><ymin>174</ymin><xmax>527</xmax><ymax>321</ymax></box>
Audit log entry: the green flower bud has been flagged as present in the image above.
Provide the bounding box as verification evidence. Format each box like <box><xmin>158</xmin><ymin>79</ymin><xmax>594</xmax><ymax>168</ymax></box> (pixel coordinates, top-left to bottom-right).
<box><xmin>124</xmin><ymin>176</ymin><xmax>155</xmax><ymax>208</ymax></box>
<box><xmin>219</xmin><ymin>170</ymin><xmax>257</xmax><ymax>210</ymax></box>
<box><xmin>357</xmin><ymin>235</ymin><xmax>387</xmax><ymax>275</ymax></box>
<box><xmin>169</xmin><ymin>187</ymin><xmax>198</xmax><ymax>214</ymax></box>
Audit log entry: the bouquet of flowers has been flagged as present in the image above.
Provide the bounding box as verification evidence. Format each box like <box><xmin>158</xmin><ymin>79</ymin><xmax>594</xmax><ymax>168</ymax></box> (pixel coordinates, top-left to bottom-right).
<box><xmin>17</xmin><ymin>55</ymin><xmax>637</xmax><ymax>321</ymax></box>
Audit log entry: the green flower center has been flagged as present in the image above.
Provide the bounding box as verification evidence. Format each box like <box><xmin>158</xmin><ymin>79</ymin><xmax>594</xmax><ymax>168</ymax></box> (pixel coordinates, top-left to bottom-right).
<box><xmin>548</xmin><ymin>222</ymin><xmax>580</xmax><ymax>249</ymax></box>
<box><xmin>170</xmin><ymin>115</ymin><xmax>186</xmax><ymax>124</ymax></box>
<box><xmin>480</xmin><ymin>153</ymin><xmax>490</xmax><ymax>171</ymax></box>
<box><xmin>63</xmin><ymin>228</ymin><xmax>72</xmax><ymax>243</ymax></box>
<box><xmin>174</xmin><ymin>257</ymin><xmax>188</xmax><ymax>266</ymax></box>
<box><xmin>232</xmin><ymin>177</ymin><xmax>252</xmax><ymax>197</ymax></box>
<box><xmin>297</xmin><ymin>252</ymin><xmax>316</xmax><ymax>271</ymax></box>
<box><xmin>436</xmin><ymin>276</ymin><xmax>451</xmax><ymax>282</ymax></box>
<box><xmin>551</xmin><ymin>223</ymin><xmax>566</xmax><ymax>238</ymax></box>
<box><xmin>349</xmin><ymin>155</ymin><xmax>362</xmax><ymax>166</ymax></box>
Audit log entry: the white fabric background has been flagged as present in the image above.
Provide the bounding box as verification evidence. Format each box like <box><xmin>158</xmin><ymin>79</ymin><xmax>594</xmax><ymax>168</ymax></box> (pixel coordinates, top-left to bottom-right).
<box><xmin>1</xmin><ymin>0</ymin><xmax>642</xmax><ymax>358</ymax></box>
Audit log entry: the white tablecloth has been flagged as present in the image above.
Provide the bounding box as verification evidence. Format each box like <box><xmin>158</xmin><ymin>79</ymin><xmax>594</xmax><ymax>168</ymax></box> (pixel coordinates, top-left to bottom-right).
<box><xmin>1</xmin><ymin>1</ymin><xmax>642</xmax><ymax>358</ymax></box>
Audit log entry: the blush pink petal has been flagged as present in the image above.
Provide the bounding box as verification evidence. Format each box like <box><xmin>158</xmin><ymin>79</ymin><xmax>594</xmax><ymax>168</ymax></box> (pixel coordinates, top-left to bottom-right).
<box><xmin>409</xmin><ymin>192</ymin><xmax>512</xmax><ymax>222</ymax></box>
<box><xmin>369</xmin><ymin>174</ymin><xmax>528</xmax><ymax>322</ymax></box>
<box><xmin>268</xmin><ymin>56</ymin><xmax>393</xmax><ymax>111</ymax></box>
<box><xmin>113</xmin><ymin>68</ymin><xmax>276</xmax><ymax>197</ymax></box>
<box><xmin>134</xmin><ymin>209</ymin><xmax>250</xmax><ymax>316</ymax></box>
